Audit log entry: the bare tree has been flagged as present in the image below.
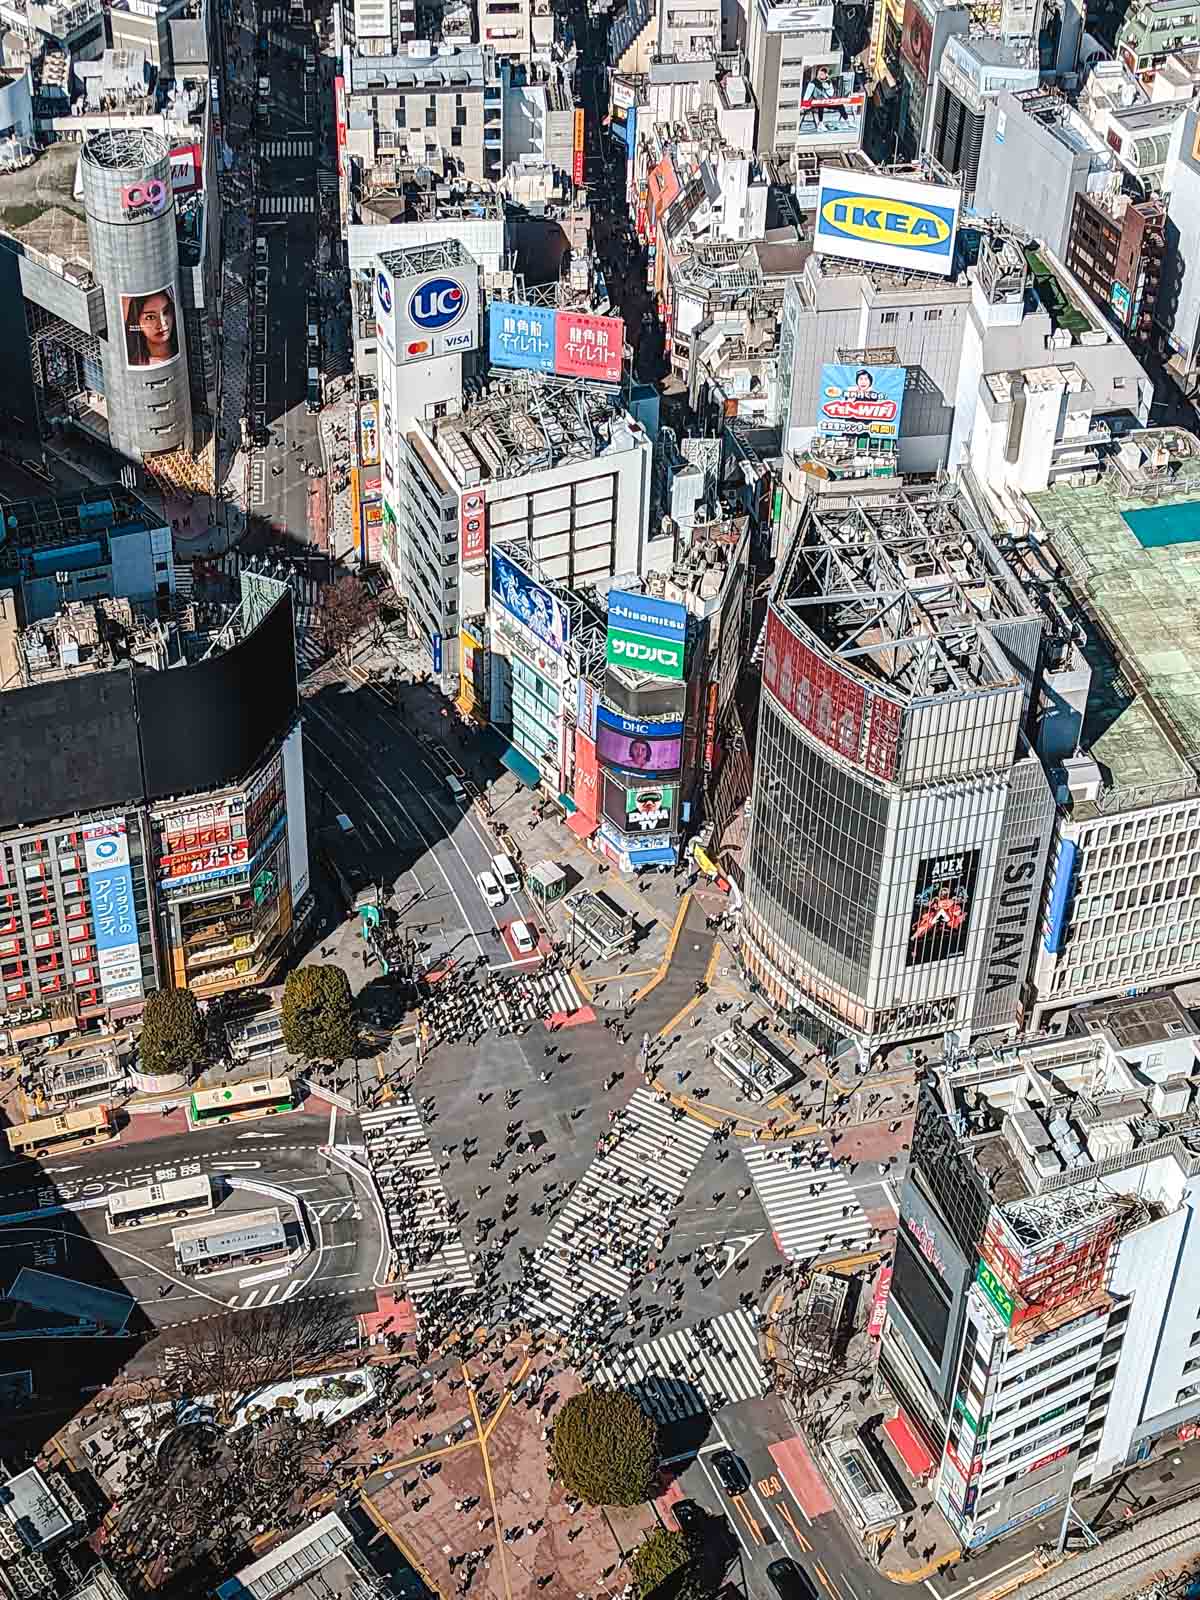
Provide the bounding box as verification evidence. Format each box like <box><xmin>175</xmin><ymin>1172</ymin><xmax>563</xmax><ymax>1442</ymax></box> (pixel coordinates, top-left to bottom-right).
<box><xmin>315</xmin><ymin>574</ymin><xmax>379</xmax><ymax>666</ymax></box>
<box><xmin>161</xmin><ymin>1299</ymin><xmax>356</xmax><ymax>1422</ymax></box>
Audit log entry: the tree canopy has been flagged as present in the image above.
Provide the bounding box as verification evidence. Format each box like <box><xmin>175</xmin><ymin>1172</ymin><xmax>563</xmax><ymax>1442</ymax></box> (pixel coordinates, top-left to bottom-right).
<box><xmin>281</xmin><ymin>964</ymin><xmax>359</xmax><ymax>1064</ymax></box>
<box><xmin>139</xmin><ymin>988</ymin><xmax>206</xmax><ymax>1080</ymax></box>
<box><xmin>549</xmin><ymin>1387</ymin><xmax>658</xmax><ymax>1506</ymax></box>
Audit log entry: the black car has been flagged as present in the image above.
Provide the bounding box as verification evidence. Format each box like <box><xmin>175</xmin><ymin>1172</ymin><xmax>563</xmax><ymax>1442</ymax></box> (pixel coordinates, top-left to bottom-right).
<box><xmin>672</xmin><ymin>1499</ymin><xmax>705</xmax><ymax>1533</ymax></box>
<box><xmin>766</xmin><ymin>1558</ymin><xmax>820</xmax><ymax>1600</ymax></box>
<box><xmin>711</xmin><ymin>1449</ymin><xmax>749</xmax><ymax>1496</ymax></box>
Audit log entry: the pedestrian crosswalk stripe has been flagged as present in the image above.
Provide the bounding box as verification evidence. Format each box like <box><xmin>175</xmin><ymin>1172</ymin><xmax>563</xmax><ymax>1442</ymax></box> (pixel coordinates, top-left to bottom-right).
<box><xmin>519</xmin><ymin>1087</ymin><xmax>712</xmax><ymax>1336</ymax></box>
<box><xmin>361</xmin><ymin>1100</ymin><xmax>475</xmax><ymax>1299</ymax></box>
<box><xmin>487</xmin><ymin>968</ymin><xmax>581</xmax><ymax>1026</ymax></box>
<box><xmin>594</xmin><ymin>1307</ymin><xmax>770</xmax><ymax>1423</ymax></box>
<box><xmin>743</xmin><ymin>1143</ymin><xmax>874</xmax><ymax>1264</ymax></box>
<box><xmin>258</xmin><ymin>193</ymin><xmax>316</xmax><ymax>215</ymax></box>
<box><xmin>260</xmin><ymin>136</ymin><xmax>314</xmax><ymax>157</ymax></box>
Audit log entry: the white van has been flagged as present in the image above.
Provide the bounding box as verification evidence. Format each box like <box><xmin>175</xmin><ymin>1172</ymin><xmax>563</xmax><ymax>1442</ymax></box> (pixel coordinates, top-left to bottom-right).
<box><xmin>491</xmin><ymin>853</ymin><xmax>520</xmax><ymax>896</ymax></box>
<box><xmin>445</xmin><ymin>773</ymin><xmax>467</xmax><ymax>803</ymax></box>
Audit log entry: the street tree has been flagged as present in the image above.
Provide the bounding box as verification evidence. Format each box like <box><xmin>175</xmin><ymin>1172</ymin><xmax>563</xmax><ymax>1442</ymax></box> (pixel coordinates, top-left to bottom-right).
<box><xmin>316</xmin><ymin>573</ymin><xmax>379</xmax><ymax>664</ymax></box>
<box><xmin>549</xmin><ymin>1387</ymin><xmax>658</xmax><ymax>1506</ymax></box>
<box><xmin>630</xmin><ymin>1528</ymin><xmax>711</xmax><ymax>1599</ymax></box>
<box><xmin>138</xmin><ymin>989</ymin><xmax>206</xmax><ymax>1081</ymax></box>
<box><xmin>281</xmin><ymin>963</ymin><xmax>359</xmax><ymax>1064</ymax></box>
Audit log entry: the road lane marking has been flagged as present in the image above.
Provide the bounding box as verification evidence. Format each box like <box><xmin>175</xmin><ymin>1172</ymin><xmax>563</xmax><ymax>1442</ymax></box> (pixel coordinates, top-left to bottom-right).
<box><xmin>816</xmin><ymin>1562</ymin><xmax>844</xmax><ymax>1600</ymax></box>
<box><xmin>775</xmin><ymin>1501</ymin><xmax>810</xmax><ymax>1550</ymax></box>
<box><xmin>328</xmin><ymin>1105</ymin><xmax>337</xmax><ymax>1147</ymax></box>
<box><xmin>238</xmin><ymin>1265</ymin><xmax>292</xmax><ymax>1287</ymax></box>
<box><xmin>731</xmin><ymin>1494</ymin><xmax>762</xmax><ymax>1544</ymax></box>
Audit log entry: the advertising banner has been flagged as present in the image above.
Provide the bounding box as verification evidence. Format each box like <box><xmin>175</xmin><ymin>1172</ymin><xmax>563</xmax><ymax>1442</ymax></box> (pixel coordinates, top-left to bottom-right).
<box><xmin>814</xmin><ymin>165</ymin><xmax>960</xmax><ymax>277</ymax></box>
<box><xmin>595</xmin><ymin>714</ymin><xmax>683</xmax><ymax>773</ymax></box>
<box><xmin>556</xmin><ymin>311</ymin><xmax>623</xmax><ymax>383</ymax></box>
<box><xmin>816</xmin><ymin>363</ymin><xmax>906</xmax><ymax>439</ymax></box>
<box><xmin>460</xmin><ymin>489</ymin><xmax>487</xmax><ymax>566</ymax></box>
<box><xmin>862</xmin><ymin>690</ymin><xmax>902</xmax><ymax>780</ymax></box>
<box><xmin>901</xmin><ymin>0</ymin><xmax>933</xmax><ymax>78</ymax></box>
<box><xmin>607</xmin><ymin>589</ymin><xmax>687</xmax><ymax>641</ymax></box>
<box><xmin>976</xmin><ymin>1260</ymin><xmax>1015</xmax><ymax>1325</ymax></box>
<box><xmin>763</xmin><ymin>610</ymin><xmax>866</xmax><ymax>763</ymax></box>
<box><xmin>577</xmin><ymin>677</ymin><xmax>598</xmax><ymax>742</ymax></box>
<box><xmin>460</xmin><ymin>628</ymin><xmax>485</xmax><ymax>715</ymax></box>
<box><xmin>703</xmin><ymin>681</ymin><xmax>719</xmax><ymax>771</ymax></box>
<box><xmin>906</xmin><ymin>849</ymin><xmax>980</xmax><ymax>968</ymax></box>
<box><xmin>488</xmin><ymin>301</ymin><xmax>623</xmax><ymax>383</ymax></box>
<box><xmin>492</xmin><ymin>549</ymin><xmax>570</xmax><ymax>655</ymax></box>
<box><xmin>84</xmin><ymin>822</ymin><xmax>143</xmax><ymax>1003</ymax></box>
<box><xmin>122</xmin><ymin>286</ymin><xmax>180</xmax><ymax>369</ymax></box>
<box><xmin>359</xmin><ymin>401</ymin><xmax>379</xmax><ymax>465</ymax></box>
<box><xmin>389</xmin><ymin>263</ymin><xmax>479</xmax><ymax>361</ymax></box>
<box><xmin>647</xmin><ymin>157</ymin><xmax>680</xmax><ymax>220</ymax></box>
<box><xmin>490</xmin><ymin>300</ymin><xmax>556</xmax><ymax>372</ymax></box>
<box><xmin>169</xmin><ymin>141</ymin><xmax>203</xmax><ymax>195</ymax></box>
<box><xmin>762</xmin><ymin>2</ymin><xmax>833</xmax><ymax>29</ymax></box>
<box><xmin>625</xmin><ymin>784</ymin><xmax>674</xmax><ymax>832</ymax></box>
<box><xmin>573</xmin><ymin>108</ymin><xmax>585</xmax><ymax>186</ymax></box>
<box><xmin>574</xmin><ymin>732</ymin><xmax>600</xmax><ymax>819</ymax></box>
<box><xmin>374</xmin><ymin>265</ymin><xmax>395</xmax><ymax>353</ymax></box>
<box><xmin>606</xmin><ymin>625</ymin><xmax>685</xmax><ymax>679</ymax></box>
<box><xmin>120</xmin><ymin>176</ymin><xmax>171</xmax><ymax>221</ymax></box>
<box><xmin>797</xmin><ymin>66</ymin><xmax>865</xmax><ymax>145</ymax></box>
<box><xmin>335</xmin><ymin>75</ymin><xmax>347</xmax><ymax>175</ymax></box>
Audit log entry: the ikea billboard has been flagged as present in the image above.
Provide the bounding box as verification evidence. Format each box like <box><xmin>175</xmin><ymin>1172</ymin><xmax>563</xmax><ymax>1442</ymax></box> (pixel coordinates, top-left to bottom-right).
<box><xmin>814</xmin><ymin>166</ymin><xmax>960</xmax><ymax>277</ymax></box>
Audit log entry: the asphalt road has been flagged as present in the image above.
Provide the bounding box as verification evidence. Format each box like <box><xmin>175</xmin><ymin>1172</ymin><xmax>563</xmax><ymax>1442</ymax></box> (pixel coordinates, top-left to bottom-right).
<box><xmin>0</xmin><ymin>1100</ymin><xmax>384</xmax><ymax>1330</ymax></box>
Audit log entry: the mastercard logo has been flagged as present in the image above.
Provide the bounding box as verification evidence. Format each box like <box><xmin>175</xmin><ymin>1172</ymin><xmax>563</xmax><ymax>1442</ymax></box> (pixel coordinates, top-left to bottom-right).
<box><xmin>407</xmin><ymin>340</ymin><xmax>430</xmax><ymax>356</ymax></box>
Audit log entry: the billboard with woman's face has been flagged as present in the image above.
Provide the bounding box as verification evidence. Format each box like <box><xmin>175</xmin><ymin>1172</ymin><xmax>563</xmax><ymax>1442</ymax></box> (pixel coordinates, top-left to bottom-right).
<box><xmin>122</xmin><ymin>285</ymin><xmax>180</xmax><ymax>368</ymax></box>
<box><xmin>595</xmin><ymin>706</ymin><xmax>683</xmax><ymax>773</ymax></box>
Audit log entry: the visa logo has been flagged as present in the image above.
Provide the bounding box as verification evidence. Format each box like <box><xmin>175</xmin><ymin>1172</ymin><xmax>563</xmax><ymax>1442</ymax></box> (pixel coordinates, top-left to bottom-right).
<box><xmin>820</xmin><ymin>188</ymin><xmax>953</xmax><ymax>252</ymax></box>
<box><xmin>442</xmin><ymin>331</ymin><xmax>473</xmax><ymax>350</ymax></box>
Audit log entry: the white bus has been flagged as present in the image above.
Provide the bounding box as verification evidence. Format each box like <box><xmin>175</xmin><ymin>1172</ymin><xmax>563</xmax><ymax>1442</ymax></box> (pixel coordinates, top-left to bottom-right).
<box><xmin>188</xmin><ymin>1076</ymin><xmax>296</xmax><ymax>1128</ymax></box>
<box><xmin>4</xmin><ymin>1104</ymin><xmax>116</xmax><ymax>1160</ymax></box>
<box><xmin>106</xmin><ymin>1176</ymin><xmax>214</xmax><ymax>1233</ymax></box>
<box><xmin>173</xmin><ymin>1207</ymin><xmax>289</xmax><ymax>1277</ymax></box>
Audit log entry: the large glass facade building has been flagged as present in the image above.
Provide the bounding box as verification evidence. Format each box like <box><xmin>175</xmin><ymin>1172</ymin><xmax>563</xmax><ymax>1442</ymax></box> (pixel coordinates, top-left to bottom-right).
<box><xmin>741</xmin><ymin>488</ymin><xmax>1057</xmax><ymax>1062</ymax></box>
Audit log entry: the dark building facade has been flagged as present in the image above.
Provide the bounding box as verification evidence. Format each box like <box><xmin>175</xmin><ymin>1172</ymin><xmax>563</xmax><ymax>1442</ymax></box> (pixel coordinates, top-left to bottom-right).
<box><xmin>1064</xmin><ymin>188</ymin><xmax>1165</xmax><ymax>350</ymax></box>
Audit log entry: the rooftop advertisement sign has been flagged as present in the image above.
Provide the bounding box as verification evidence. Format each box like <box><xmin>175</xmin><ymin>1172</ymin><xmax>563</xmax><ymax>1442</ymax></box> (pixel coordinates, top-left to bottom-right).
<box><xmin>488</xmin><ymin>301</ymin><xmax>623</xmax><ymax>384</ymax></box>
<box><xmin>814</xmin><ymin>165</ymin><xmax>960</xmax><ymax>277</ymax></box>
<box><xmin>816</xmin><ymin>363</ymin><xmax>906</xmax><ymax>440</ymax></box>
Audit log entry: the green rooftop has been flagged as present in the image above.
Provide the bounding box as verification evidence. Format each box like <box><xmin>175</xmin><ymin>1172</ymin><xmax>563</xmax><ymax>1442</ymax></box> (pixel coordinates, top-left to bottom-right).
<box><xmin>1028</xmin><ymin>478</ymin><xmax>1200</xmax><ymax>791</ymax></box>
<box><xmin>1024</xmin><ymin>247</ymin><xmax>1093</xmax><ymax>338</ymax></box>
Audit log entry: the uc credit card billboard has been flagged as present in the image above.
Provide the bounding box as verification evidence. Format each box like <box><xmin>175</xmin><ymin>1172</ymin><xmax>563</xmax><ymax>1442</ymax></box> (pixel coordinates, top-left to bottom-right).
<box><xmin>489</xmin><ymin>300</ymin><xmax>623</xmax><ymax>384</ymax></box>
<box><xmin>814</xmin><ymin>166</ymin><xmax>960</xmax><ymax>276</ymax></box>
<box><xmin>387</xmin><ymin>263</ymin><xmax>481</xmax><ymax>362</ymax></box>
<box><xmin>816</xmin><ymin>363</ymin><xmax>906</xmax><ymax>439</ymax></box>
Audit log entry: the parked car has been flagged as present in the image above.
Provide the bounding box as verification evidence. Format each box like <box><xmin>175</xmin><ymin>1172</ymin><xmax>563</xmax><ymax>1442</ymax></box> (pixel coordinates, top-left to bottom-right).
<box><xmin>711</xmin><ymin>1450</ymin><xmax>749</xmax><ymax>1496</ymax></box>
<box><xmin>477</xmin><ymin>870</ymin><xmax>504</xmax><ymax>908</ymax></box>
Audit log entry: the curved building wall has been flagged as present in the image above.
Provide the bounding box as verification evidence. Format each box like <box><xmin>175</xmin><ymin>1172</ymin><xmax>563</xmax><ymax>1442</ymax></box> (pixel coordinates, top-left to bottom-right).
<box><xmin>741</xmin><ymin>603</ymin><xmax>1039</xmax><ymax>1057</ymax></box>
<box><xmin>80</xmin><ymin>127</ymin><xmax>193</xmax><ymax>460</ymax></box>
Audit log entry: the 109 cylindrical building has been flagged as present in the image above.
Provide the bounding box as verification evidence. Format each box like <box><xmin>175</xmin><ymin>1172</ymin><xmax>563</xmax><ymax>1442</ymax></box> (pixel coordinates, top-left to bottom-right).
<box><xmin>81</xmin><ymin>127</ymin><xmax>193</xmax><ymax>461</ymax></box>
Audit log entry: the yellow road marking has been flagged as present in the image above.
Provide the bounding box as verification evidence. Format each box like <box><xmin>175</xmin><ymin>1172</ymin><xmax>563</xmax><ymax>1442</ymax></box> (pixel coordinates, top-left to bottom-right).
<box><xmin>775</xmin><ymin>1502</ymin><xmax>810</xmax><ymax>1550</ymax></box>
<box><xmin>465</xmin><ymin>1360</ymin><xmax>512</xmax><ymax>1600</ymax></box>
<box><xmin>816</xmin><ymin>1561</ymin><xmax>845</xmax><ymax>1600</ymax></box>
<box><xmin>633</xmin><ymin>892</ymin><xmax>691</xmax><ymax>1002</ymax></box>
<box><xmin>731</xmin><ymin>1493</ymin><xmax>763</xmax><ymax>1544</ymax></box>
<box><xmin>482</xmin><ymin>1353</ymin><xmax>535</xmax><ymax>1443</ymax></box>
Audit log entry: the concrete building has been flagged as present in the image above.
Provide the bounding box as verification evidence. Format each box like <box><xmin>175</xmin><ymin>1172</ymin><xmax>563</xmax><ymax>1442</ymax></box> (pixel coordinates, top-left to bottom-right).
<box><xmin>975</xmin><ymin>90</ymin><xmax>1118</xmax><ymax>263</ymax></box>
<box><xmin>927</xmin><ymin>34</ymin><xmax>1038</xmax><ymax>204</ymax></box>
<box><xmin>0</xmin><ymin>484</ymin><xmax>175</xmax><ymax>622</ymax></box>
<box><xmin>390</xmin><ymin>370</ymin><xmax>658</xmax><ymax>690</ymax></box>
<box><xmin>1159</xmin><ymin>105</ymin><xmax>1200</xmax><ymax>393</ymax></box>
<box><xmin>1115</xmin><ymin>0</ymin><xmax>1200</xmax><ymax>77</ymax></box>
<box><xmin>740</xmin><ymin>484</ymin><xmax>1056</xmax><ymax>1062</ymax></box>
<box><xmin>1063</xmin><ymin>185</ymin><xmax>1165</xmax><ymax>350</ymax></box>
<box><xmin>881</xmin><ymin>995</ymin><xmax>1200</xmax><ymax>1550</ymax></box>
<box><xmin>744</xmin><ymin>0</ymin><xmax>865</xmax><ymax>155</ymax></box>
<box><xmin>0</xmin><ymin>587</ymin><xmax>306</xmax><ymax>1048</ymax></box>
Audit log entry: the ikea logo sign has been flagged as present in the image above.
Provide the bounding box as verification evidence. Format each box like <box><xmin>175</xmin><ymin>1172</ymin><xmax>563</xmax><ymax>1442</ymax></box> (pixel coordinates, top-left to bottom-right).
<box><xmin>820</xmin><ymin>189</ymin><xmax>953</xmax><ymax>251</ymax></box>
<box><xmin>813</xmin><ymin>166</ymin><xmax>961</xmax><ymax>278</ymax></box>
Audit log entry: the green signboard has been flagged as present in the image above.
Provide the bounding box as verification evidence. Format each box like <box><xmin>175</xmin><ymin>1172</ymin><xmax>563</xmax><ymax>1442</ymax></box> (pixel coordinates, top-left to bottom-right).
<box><xmin>976</xmin><ymin>1260</ymin><xmax>1015</xmax><ymax>1325</ymax></box>
<box><xmin>605</xmin><ymin>624</ymin><xmax>685</xmax><ymax>680</ymax></box>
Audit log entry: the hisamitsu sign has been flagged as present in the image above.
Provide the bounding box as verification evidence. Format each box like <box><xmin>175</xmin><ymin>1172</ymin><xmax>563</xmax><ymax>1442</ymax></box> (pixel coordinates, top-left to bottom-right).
<box><xmin>814</xmin><ymin>166</ymin><xmax>960</xmax><ymax>276</ymax></box>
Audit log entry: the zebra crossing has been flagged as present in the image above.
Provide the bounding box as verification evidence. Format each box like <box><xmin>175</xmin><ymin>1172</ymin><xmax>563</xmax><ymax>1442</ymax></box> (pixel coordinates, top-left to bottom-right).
<box><xmin>225</xmin><ymin>1278</ymin><xmax>302</xmax><ymax>1310</ymax></box>
<box><xmin>486</xmin><ymin>967</ymin><xmax>582</xmax><ymax>1026</ymax></box>
<box><xmin>259</xmin><ymin>136</ymin><xmax>314</xmax><ymax>158</ymax></box>
<box><xmin>361</xmin><ymin>1101</ymin><xmax>474</xmax><ymax>1299</ymax></box>
<box><xmin>258</xmin><ymin>193</ymin><xmax>316</xmax><ymax>216</ymax></box>
<box><xmin>595</xmin><ymin>1307</ymin><xmax>771</xmax><ymax>1424</ymax></box>
<box><xmin>742</xmin><ymin>1143</ymin><xmax>874</xmax><ymax>1264</ymax></box>
<box><xmin>519</xmin><ymin>1088</ymin><xmax>712</xmax><ymax>1335</ymax></box>
<box><xmin>295</xmin><ymin>625</ymin><xmax>327</xmax><ymax>680</ymax></box>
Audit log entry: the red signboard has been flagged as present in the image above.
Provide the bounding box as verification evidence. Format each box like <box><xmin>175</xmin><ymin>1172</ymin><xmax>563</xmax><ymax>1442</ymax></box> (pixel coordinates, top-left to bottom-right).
<box><xmin>901</xmin><ymin>0</ymin><xmax>933</xmax><ymax>79</ymax></box>
<box><xmin>572</xmin><ymin>108</ymin><xmax>585</xmax><ymax>186</ymax></box>
<box><xmin>555</xmin><ymin>311</ymin><xmax>623</xmax><ymax>383</ymax></box>
<box><xmin>647</xmin><ymin>157</ymin><xmax>680</xmax><ymax>221</ymax></box>
<box><xmin>763</xmin><ymin>611</ymin><xmax>866</xmax><ymax>765</ymax></box>
<box><xmin>1029</xmin><ymin>1445</ymin><xmax>1070</xmax><ymax>1474</ymax></box>
<box><xmin>460</xmin><ymin>489</ymin><xmax>487</xmax><ymax>566</ymax></box>
<box><xmin>335</xmin><ymin>76</ymin><xmax>347</xmax><ymax>177</ymax></box>
<box><xmin>862</xmin><ymin>691</ymin><xmax>902</xmax><ymax>781</ymax></box>
<box><xmin>703</xmin><ymin>681</ymin><xmax>719</xmax><ymax>772</ymax></box>
<box><xmin>868</xmin><ymin>1266</ymin><xmax>892</xmax><ymax>1338</ymax></box>
<box><xmin>169</xmin><ymin>141</ymin><xmax>203</xmax><ymax>195</ymax></box>
<box><xmin>161</xmin><ymin>839</ymin><xmax>248</xmax><ymax>881</ymax></box>
<box><xmin>574</xmin><ymin>733</ymin><xmax>599</xmax><ymax>821</ymax></box>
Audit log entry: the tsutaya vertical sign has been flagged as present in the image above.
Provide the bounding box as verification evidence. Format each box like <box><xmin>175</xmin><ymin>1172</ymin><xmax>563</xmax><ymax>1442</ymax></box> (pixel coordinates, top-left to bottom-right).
<box><xmin>573</xmin><ymin>108</ymin><xmax>585</xmax><ymax>186</ymax></box>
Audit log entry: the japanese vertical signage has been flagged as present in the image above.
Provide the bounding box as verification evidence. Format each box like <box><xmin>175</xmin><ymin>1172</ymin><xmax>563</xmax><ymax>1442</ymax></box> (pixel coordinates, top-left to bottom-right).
<box><xmin>460</xmin><ymin>489</ymin><xmax>487</xmax><ymax>566</ymax></box>
<box><xmin>84</xmin><ymin>821</ymin><xmax>143</xmax><ymax>1004</ymax></box>
<box><xmin>573</xmin><ymin>108</ymin><xmax>585</xmax><ymax>186</ymax></box>
<box><xmin>976</xmin><ymin>1260</ymin><xmax>1015</xmax><ymax>1325</ymax></box>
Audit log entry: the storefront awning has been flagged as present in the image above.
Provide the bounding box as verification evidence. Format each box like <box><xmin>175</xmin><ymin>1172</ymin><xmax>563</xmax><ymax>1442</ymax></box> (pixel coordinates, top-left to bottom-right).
<box><xmin>883</xmin><ymin>1412</ymin><xmax>935</xmax><ymax>1479</ymax></box>
<box><xmin>627</xmin><ymin>844</ymin><xmax>675</xmax><ymax>865</ymax></box>
<box><xmin>567</xmin><ymin>812</ymin><xmax>598</xmax><ymax>839</ymax></box>
<box><xmin>557</xmin><ymin>792</ymin><xmax>577</xmax><ymax>814</ymax></box>
<box><xmin>501</xmin><ymin>748</ymin><xmax>541</xmax><ymax>788</ymax></box>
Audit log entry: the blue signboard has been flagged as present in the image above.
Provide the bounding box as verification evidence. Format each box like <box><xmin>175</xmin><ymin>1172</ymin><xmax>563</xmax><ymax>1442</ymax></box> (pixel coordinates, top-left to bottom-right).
<box><xmin>816</xmin><ymin>363</ymin><xmax>907</xmax><ymax>440</ymax></box>
<box><xmin>90</xmin><ymin>861</ymin><xmax>136</xmax><ymax>952</ymax></box>
<box><xmin>491</xmin><ymin>549</ymin><xmax>570</xmax><ymax>654</ymax></box>
<box><xmin>430</xmin><ymin>631</ymin><xmax>443</xmax><ymax>674</ymax></box>
<box><xmin>814</xmin><ymin>167</ymin><xmax>960</xmax><ymax>277</ymax></box>
<box><xmin>596</xmin><ymin>705</ymin><xmax>684</xmax><ymax>739</ymax></box>
<box><xmin>606</xmin><ymin>588</ymin><xmax>687</xmax><ymax>642</ymax></box>
<box><xmin>1043</xmin><ymin>839</ymin><xmax>1077</xmax><ymax>954</ymax></box>
<box><xmin>489</xmin><ymin>300</ymin><xmax>556</xmax><ymax>373</ymax></box>
<box><xmin>84</xmin><ymin>823</ymin><xmax>143</xmax><ymax>1003</ymax></box>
